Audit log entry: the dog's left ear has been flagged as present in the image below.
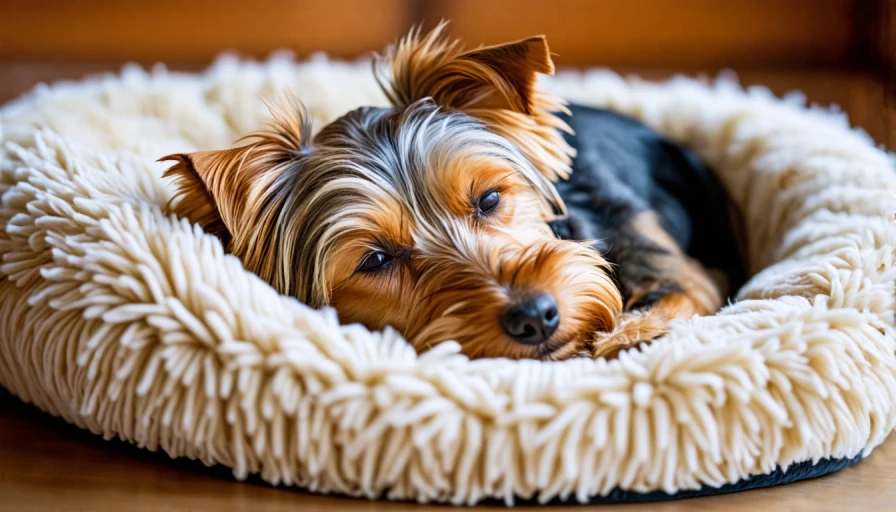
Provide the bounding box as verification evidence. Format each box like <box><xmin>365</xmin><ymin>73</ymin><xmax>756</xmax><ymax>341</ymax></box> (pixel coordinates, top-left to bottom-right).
<box><xmin>378</xmin><ymin>23</ymin><xmax>574</xmax><ymax>207</ymax></box>
<box><xmin>159</xmin><ymin>97</ymin><xmax>313</xmax><ymax>292</ymax></box>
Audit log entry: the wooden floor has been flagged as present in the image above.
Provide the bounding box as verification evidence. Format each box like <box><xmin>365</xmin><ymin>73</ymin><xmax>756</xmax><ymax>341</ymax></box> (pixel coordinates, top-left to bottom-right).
<box><xmin>0</xmin><ymin>64</ymin><xmax>894</xmax><ymax>511</ymax></box>
<box><xmin>1</xmin><ymin>391</ymin><xmax>895</xmax><ymax>512</ymax></box>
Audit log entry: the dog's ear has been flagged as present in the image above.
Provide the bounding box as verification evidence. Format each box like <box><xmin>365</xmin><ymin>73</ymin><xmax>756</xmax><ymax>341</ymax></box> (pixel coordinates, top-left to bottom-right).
<box><xmin>160</xmin><ymin>97</ymin><xmax>312</xmax><ymax>255</ymax></box>
<box><xmin>377</xmin><ymin>22</ymin><xmax>574</xmax><ymax>201</ymax></box>
<box><xmin>161</xmin><ymin>148</ymin><xmax>246</xmax><ymax>244</ymax></box>
<box><xmin>379</xmin><ymin>22</ymin><xmax>553</xmax><ymax>115</ymax></box>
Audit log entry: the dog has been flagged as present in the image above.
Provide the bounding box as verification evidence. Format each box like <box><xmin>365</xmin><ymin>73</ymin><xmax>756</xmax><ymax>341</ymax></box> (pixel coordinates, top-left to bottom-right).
<box><xmin>160</xmin><ymin>24</ymin><xmax>744</xmax><ymax>360</ymax></box>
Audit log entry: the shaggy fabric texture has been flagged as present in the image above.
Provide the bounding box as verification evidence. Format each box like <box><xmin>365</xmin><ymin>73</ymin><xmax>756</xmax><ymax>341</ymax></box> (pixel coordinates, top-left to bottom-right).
<box><xmin>1</xmin><ymin>55</ymin><xmax>895</xmax><ymax>505</ymax></box>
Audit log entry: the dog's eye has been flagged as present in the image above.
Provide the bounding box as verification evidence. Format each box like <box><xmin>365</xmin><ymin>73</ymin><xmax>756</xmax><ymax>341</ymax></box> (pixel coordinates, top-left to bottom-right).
<box><xmin>477</xmin><ymin>190</ymin><xmax>501</xmax><ymax>215</ymax></box>
<box><xmin>357</xmin><ymin>251</ymin><xmax>393</xmax><ymax>273</ymax></box>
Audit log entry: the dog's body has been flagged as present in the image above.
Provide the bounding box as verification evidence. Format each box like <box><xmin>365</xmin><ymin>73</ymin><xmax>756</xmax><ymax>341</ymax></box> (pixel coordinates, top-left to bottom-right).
<box><xmin>161</xmin><ymin>25</ymin><xmax>743</xmax><ymax>360</ymax></box>
<box><xmin>552</xmin><ymin>106</ymin><xmax>744</xmax><ymax>318</ymax></box>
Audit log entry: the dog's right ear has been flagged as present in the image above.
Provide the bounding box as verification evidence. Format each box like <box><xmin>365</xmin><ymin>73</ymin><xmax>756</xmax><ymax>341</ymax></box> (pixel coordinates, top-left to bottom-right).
<box><xmin>160</xmin><ymin>97</ymin><xmax>312</xmax><ymax>255</ymax></box>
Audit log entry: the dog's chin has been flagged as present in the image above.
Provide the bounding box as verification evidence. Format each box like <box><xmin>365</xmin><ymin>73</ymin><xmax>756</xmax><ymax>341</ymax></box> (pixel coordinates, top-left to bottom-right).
<box><xmin>468</xmin><ymin>330</ymin><xmax>590</xmax><ymax>361</ymax></box>
<box><xmin>531</xmin><ymin>338</ymin><xmax>580</xmax><ymax>361</ymax></box>
<box><xmin>407</xmin><ymin>296</ymin><xmax>615</xmax><ymax>360</ymax></box>
<box><xmin>410</xmin><ymin>311</ymin><xmax>607</xmax><ymax>360</ymax></box>
<box><xmin>531</xmin><ymin>331</ymin><xmax>595</xmax><ymax>361</ymax></box>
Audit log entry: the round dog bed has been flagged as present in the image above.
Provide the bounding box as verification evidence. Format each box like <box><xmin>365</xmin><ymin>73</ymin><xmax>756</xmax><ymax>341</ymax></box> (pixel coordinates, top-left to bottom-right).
<box><xmin>1</xmin><ymin>55</ymin><xmax>894</xmax><ymax>505</ymax></box>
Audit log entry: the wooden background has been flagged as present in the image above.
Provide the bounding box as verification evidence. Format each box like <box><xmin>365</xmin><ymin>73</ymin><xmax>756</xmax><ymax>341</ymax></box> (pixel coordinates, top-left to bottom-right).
<box><xmin>1</xmin><ymin>3</ymin><xmax>896</xmax><ymax>510</ymax></box>
<box><xmin>0</xmin><ymin>0</ymin><xmax>869</xmax><ymax>66</ymax></box>
<box><xmin>0</xmin><ymin>0</ymin><xmax>878</xmax><ymax>67</ymax></box>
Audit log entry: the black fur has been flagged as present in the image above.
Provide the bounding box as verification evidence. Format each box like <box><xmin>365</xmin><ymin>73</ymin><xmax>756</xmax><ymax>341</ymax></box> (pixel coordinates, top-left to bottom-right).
<box><xmin>549</xmin><ymin>105</ymin><xmax>745</xmax><ymax>304</ymax></box>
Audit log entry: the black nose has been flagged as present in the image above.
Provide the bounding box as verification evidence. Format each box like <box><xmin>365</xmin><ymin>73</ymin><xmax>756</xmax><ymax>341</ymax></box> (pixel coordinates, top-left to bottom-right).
<box><xmin>501</xmin><ymin>294</ymin><xmax>560</xmax><ymax>345</ymax></box>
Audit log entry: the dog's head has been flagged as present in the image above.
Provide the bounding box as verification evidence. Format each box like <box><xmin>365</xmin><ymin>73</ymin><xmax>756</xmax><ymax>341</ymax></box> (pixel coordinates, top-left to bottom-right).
<box><xmin>162</xmin><ymin>24</ymin><xmax>622</xmax><ymax>359</ymax></box>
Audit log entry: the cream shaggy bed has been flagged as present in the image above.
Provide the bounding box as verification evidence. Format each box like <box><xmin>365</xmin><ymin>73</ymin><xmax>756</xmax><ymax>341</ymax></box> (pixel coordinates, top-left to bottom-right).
<box><xmin>1</xmin><ymin>54</ymin><xmax>895</xmax><ymax>505</ymax></box>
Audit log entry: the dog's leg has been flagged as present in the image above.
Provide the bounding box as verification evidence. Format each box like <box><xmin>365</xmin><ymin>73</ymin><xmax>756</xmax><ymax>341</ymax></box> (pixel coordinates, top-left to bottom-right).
<box><xmin>620</xmin><ymin>212</ymin><xmax>725</xmax><ymax>315</ymax></box>
<box><xmin>589</xmin><ymin>211</ymin><xmax>725</xmax><ymax>358</ymax></box>
<box><xmin>589</xmin><ymin>311</ymin><xmax>669</xmax><ymax>359</ymax></box>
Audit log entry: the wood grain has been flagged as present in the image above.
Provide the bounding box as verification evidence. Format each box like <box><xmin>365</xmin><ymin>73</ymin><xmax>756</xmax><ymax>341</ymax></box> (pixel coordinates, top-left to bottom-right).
<box><xmin>0</xmin><ymin>0</ymin><xmax>860</xmax><ymax>68</ymax></box>
<box><xmin>0</xmin><ymin>0</ymin><xmax>415</xmax><ymax>62</ymax></box>
<box><xmin>1</xmin><ymin>391</ymin><xmax>895</xmax><ymax>511</ymax></box>
<box><xmin>421</xmin><ymin>0</ymin><xmax>858</xmax><ymax>68</ymax></box>
<box><xmin>874</xmin><ymin>0</ymin><xmax>896</xmax><ymax>149</ymax></box>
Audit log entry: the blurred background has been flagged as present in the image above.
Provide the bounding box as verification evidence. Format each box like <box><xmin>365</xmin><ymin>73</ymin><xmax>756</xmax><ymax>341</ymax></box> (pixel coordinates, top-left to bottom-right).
<box><xmin>0</xmin><ymin>0</ymin><xmax>893</xmax><ymax>147</ymax></box>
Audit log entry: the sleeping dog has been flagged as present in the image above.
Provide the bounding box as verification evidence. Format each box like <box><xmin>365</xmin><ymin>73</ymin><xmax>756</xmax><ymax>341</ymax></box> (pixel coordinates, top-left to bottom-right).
<box><xmin>161</xmin><ymin>23</ymin><xmax>744</xmax><ymax>359</ymax></box>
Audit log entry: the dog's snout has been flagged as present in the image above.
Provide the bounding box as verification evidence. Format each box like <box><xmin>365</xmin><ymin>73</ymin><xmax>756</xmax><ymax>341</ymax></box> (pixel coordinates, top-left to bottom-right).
<box><xmin>501</xmin><ymin>294</ymin><xmax>560</xmax><ymax>345</ymax></box>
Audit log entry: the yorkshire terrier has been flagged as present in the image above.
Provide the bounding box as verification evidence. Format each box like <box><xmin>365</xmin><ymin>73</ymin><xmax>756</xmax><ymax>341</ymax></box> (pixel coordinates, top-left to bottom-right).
<box><xmin>161</xmin><ymin>24</ymin><xmax>744</xmax><ymax>360</ymax></box>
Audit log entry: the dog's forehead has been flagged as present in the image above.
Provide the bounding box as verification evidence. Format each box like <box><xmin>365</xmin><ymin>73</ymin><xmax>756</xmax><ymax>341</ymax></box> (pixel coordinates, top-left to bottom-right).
<box><xmin>292</xmin><ymin>101</ymin><xmax>552</xmax><ymax>251</ymax></box>
<box><xmin>314</xmin><ymin>103</ymin><xmax>509</xmax><ymax>176</ymax></box>
<box><xmin>308</xmin><ymin>104</ymin><xmax>512</xmax><ymax>210</ymax></box>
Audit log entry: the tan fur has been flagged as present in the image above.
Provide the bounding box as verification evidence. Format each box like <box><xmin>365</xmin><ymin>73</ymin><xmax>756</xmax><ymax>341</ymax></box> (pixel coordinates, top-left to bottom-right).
<box><xmin>161</xmin><ymin>97</ymin><xmax>312</xmax><ymax>294</ymax></box>
<box><xmin>376</xmin><ymin>22</ymin><xmax>575</xmax><ymax>186</ymax></box>
<box><xmin>590</xmin><ymin>312</ymin><xmax>668</xmax><ymax>359</ymax></box>
<box><xmin>584</xmin><ymin>212</ymin><xmax>727</xmax><ymax>358</ymax></box>
<box><xmin>160</xmin><ymin>26</ymin><xmax>727</xmax><ymax>361</ymax></box>
<box><xmin>624</xmin><ymin>212</ymin><xmax>724</xmax><ymax>317</ymax></box>
<box><xmin>326</xmin><ymin>157</ymin><xmax>621</xmax><ymax>360</ymax></box>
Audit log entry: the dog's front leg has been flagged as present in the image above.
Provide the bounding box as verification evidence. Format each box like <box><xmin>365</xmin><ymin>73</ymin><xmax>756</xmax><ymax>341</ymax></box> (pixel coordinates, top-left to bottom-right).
<box><xmin>589</xmin><ymin>212</ymin><xmax>726</xmax><ymax>358</ymax></box>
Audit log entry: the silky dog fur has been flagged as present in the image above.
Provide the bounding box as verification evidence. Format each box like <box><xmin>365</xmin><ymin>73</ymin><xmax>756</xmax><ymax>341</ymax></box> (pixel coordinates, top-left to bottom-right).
<box><xmin>161</xmin><ymin>24</ymin><xmax>742</xmax><ymax>360</ymax></box>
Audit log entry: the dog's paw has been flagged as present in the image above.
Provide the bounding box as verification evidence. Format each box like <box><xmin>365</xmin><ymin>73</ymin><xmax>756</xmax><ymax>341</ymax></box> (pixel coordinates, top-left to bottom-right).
<box><xmin>590</xmin><ymin>312</ymin><xmax>668</xmax><ymax>359</ymax></box>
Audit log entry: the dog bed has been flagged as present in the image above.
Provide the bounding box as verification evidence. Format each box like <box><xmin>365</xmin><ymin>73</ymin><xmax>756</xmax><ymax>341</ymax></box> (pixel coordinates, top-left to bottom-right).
<box><xmin>1</xmin><ymin>54</ymin><xmax>895</xmax><ymax>505</ymax></box>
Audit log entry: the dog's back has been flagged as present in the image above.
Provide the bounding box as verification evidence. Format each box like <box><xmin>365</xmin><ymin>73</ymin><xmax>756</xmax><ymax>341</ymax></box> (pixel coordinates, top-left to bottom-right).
<box><xmin>552</xmin><ymin>105</ymin><xmax>745</xmax><ymax>301</ymax></box>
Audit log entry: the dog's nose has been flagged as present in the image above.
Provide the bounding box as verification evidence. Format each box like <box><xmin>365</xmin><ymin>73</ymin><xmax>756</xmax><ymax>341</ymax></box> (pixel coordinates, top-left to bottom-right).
<box><xmin>501</xmin><ymin>294</ymin><xmax>560</xmax><ymax>344</ymax></box>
